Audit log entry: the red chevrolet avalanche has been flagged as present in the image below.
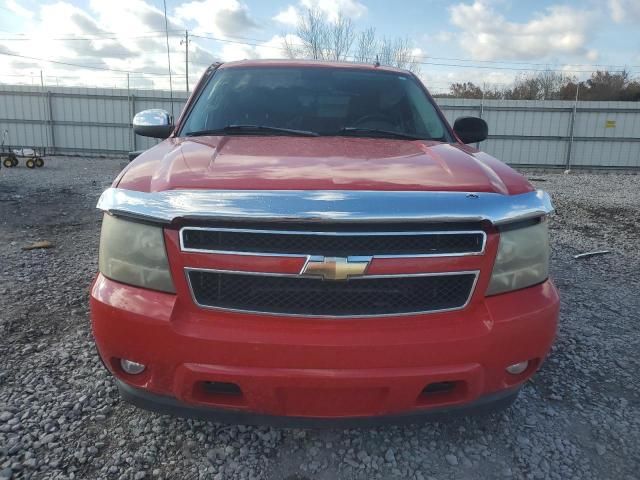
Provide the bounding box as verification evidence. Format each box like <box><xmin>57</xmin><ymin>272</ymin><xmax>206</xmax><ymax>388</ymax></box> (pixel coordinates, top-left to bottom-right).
<box><xmin>90</xmin><ymin>60</ymin><xmax>559</xmax><ymax>426</ymax></box>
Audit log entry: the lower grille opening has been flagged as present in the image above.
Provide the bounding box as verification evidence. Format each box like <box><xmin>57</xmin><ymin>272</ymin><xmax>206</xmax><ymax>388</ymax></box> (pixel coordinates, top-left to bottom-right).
<box><xmin>421</xmin><ymin>381</ymin><xmax>458</xmax><ymax>395</ymax></box>
<box><xmin>187</xmin><ymin>270</ymin><xmax>477</xmax><ymax>317</ymax></box>
<box><xmin>201</xmin><ymin>381</ymin><xmax>242</xmax><ymax>396</ymax></box>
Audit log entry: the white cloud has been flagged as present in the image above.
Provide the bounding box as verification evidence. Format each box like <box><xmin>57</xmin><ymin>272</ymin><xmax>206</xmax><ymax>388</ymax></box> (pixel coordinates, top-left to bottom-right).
<box><xmin>449</xmin><ymin>1</ymin><xmax>593</xmax><ymax>60</ymax></box>
<box><xmin>273</xmin><ymin>5</ymin><xmax>299</xmax><ymax>26</ymax></box>
<box><xmin>0</xmin><ymin>0</ymin><xmax>216</xmax><ymax>90</ymax></box>
<box><xmin>608</xmin><ymin>0</ymin><xmax>640</xmax><ymax>23</ymax></box>
<box><xmin>176</xmin><ymin>0</ymin><xmax>257</xmax><ymax>37</ymax></box>
<box><xmin>220</xmin><ymin>34</ymin><xmax>300</xmax><ymax>61</ymax></box>
<box><xmin>302</xmin><ymin>0</ymin><xmax>367</xmax><ymax>21</ymax></box>
<box><xmin>274</xmin><ymin>0</ymin><xmax>367</xmax><ymax>26</ymax></box>
<box><xmin>5</xmin><ymin>0</ymin><xmax>33</xmax><ymax>19</ymax></box>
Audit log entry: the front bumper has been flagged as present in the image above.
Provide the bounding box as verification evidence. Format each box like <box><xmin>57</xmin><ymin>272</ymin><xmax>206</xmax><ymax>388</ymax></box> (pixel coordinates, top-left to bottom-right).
<box><xmin>116</xmin><ymin>378</ymin><xmax>520</xmax><ymax>427</ymax></box>
<box><xmin>90</xmin><ymin>274</ymin><xmax>559</xmax><ymax>424</ymax></box>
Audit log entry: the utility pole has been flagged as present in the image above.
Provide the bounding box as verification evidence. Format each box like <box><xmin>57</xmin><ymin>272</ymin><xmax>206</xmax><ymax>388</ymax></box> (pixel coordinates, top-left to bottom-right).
<box><xmin>162</xmin><ymin>0</ymin><xmax>174</xmax><ymax>118</ymax></box>
<box><xmin>180</xmin><ymin>30</ymin><xmax>190</xmax><ymax>92</ymax></box>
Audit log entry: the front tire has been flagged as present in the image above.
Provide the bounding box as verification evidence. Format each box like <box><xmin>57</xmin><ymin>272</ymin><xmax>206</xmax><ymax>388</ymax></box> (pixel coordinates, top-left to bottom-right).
<box><xmin>26</xmin><ymin>158</ymin><xmax>35</xmax><ymax>168</ymax></box>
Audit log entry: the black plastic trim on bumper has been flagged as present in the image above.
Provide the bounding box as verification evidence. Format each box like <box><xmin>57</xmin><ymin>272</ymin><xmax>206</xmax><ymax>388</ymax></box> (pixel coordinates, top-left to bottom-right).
<box><xmin>116</xmin><ymin>379</ymin><xmax>519</xmax><ymax>428</ymax></box>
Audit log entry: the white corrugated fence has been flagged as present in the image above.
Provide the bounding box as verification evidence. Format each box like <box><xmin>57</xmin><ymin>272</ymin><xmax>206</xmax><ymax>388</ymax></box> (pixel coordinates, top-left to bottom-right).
<box><xmin>0</xmin><ymin>84</ymin><xmax>638</xmax><ymax>168</ymax></box>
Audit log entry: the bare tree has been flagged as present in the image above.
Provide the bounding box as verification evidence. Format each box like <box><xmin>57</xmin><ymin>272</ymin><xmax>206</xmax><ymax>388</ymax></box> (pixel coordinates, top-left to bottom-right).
<box><xmin>378</xmin><ymin>37</ymin><xmax>421</xmax><ymax>74</ymax></box>
<box><xmin>327</xmin><ymin>14</ymin><xmax>355</xmax><ymax>61</ymax></box>
<box><xmin>281</xmin><ymin>9</ymin><xmax>420</xmax><ymax>72</ymax></box>
<box><xmin>442</xmin><ymin>82</ymin><xmax>505</xmax><ymax>99</ymax></box>
<box><xmin>354</xmin><ymin>27</ymin><xmax>376</xmax><ymax>62</ymax></box>
<box><xmin>283</xmin><ymin>36</ymin><xmax>303</xmax><ymax>59</ymax></box>
<box><xmin>537</xmin><ymin>70</ymin><xmax>575</xmax><ymax>100</ymax></box>
<box><xmin>293</xmin><ymin>8</ymin><xmax>329</xmax><ymax>60</ymax></box>
<box><xmin>448</xmin><ymin>82</ymin><xmax>483</xmax><ymax>99</ymax></box>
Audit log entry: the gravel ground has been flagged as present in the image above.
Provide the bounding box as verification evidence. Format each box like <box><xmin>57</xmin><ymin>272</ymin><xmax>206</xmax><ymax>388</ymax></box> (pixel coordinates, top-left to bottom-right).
<box><xmin>1</xmin><ymin>157</ymin><xmax>639</xmax><ymax>480</ymax></box>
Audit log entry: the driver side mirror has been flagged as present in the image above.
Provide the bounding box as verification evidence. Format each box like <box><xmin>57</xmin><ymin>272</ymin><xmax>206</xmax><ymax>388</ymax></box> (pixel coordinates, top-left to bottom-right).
<box><xmin>453</xmin><ymin>117</ymin><xmax>488</xmax><ymax>144</ymax></box>
<box><xmin>133</xmin><ymin>109</ymin><xmax>174</xmax><ymax>139</ymax></box>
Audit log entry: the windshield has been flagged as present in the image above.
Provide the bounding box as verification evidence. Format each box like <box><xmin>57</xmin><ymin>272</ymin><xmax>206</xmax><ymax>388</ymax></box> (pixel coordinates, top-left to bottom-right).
<box><xmin>180</xmin><ymin>66</ymin><xmax>450</xmax><ymax>141</ymax></box>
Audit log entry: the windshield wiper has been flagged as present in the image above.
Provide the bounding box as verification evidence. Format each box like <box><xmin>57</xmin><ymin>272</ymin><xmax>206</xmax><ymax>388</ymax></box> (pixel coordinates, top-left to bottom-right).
<box><xmin>336</xmin><ymin>127</ymin><xmax>426</xmax><ymax>140</ymax></box>
<box><xmin>185</xmin><ymin>124</ymin><xmax>320</xmax><ymax>137</ymax></box>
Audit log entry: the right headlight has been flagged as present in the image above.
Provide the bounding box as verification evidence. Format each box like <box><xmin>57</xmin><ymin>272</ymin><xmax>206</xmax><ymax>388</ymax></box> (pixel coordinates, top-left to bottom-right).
<box><xmin>486</xmin><ymin>218</ymin><xmax>549</xmax><ymax>295</ymax></box>
<box><xmin>98</xmin><ymin>214</ymin><xmax>175</xmax><ymax>293</ymax></box>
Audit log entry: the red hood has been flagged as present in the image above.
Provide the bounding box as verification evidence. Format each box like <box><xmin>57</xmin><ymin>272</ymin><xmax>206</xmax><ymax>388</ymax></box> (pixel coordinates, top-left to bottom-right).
<box><xmin>116</xmin><ymin>136</ymin><xmax>532</xmax><ymax>195</ymax></box>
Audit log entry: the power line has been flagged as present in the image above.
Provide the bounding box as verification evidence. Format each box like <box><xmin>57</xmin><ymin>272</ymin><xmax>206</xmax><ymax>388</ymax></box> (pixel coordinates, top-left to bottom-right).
<box><xmin>417</xmin><ymin>55</ymin><xmax>631</xmax><ymax>70</ymax></box>
<box><xmin>1</xmin><ymin>30</ymin><xmax>635</xmax><ymax>79</ymax></box>
<box><xmin>190</xmin><ymin>32</ymin><xmax>637</xmax><ymax>73</ymax></box>
<box><xmin>0</xmin><ymin>51</ymin><xmax>173</xmax><ymax>75</ymax></box>
<box><xmin>0</xmin><ymin>72</ymin><xmax>131</xmax><ymax>79</ymax></box>
<box><xmin>2</xmin><ymin>27</ymin><xmax>635</xmax><ymax>72</ymax></box>
<box><xmin>0</xmin><ymin>34</ymin><xmax>171</xmax><ymax>41</ymax></box>
<box><xmin>0</xmin><ymin>29</ymin><xmax>183</xmax><ymax>39</ymax></box>
<box><xmin>1</xmin><ymin>25</ymin><xmax>637</xmax><ymax>71</ymax></box>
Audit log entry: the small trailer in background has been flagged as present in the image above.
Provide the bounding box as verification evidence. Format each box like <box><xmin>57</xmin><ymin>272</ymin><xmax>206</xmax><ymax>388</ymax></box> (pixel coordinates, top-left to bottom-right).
<box><xmin>1</xmin><ymin>130</ymin><xmax>45</xmax><ymax>169</ymax></box>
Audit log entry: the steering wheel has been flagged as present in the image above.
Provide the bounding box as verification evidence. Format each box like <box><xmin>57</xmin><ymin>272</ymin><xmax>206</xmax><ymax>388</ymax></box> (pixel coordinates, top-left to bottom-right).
<box><xmin>349</xmin><ymin>113</ymin><xmax>395</xmax><ymax>128</ymax></box>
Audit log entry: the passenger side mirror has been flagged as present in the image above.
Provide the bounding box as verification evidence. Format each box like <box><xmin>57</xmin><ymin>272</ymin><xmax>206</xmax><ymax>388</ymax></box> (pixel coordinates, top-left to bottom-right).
<box><xmin>453</xmin><ymin>117</ymin><xmax>488</xmax><ymax>144</ymax></box>
<box><xmin>133</xmin><ymin>109</ymin><xmax>174</xmax><ymax>139</ymax></box>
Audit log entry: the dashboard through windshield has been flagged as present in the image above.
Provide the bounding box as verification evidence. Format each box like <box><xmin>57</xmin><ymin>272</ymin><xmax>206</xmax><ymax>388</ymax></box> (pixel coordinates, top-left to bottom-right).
<box><xmin>180</xmin><ymin>66</ymin><xmax>451</xmax><ymax>141</ymax></box>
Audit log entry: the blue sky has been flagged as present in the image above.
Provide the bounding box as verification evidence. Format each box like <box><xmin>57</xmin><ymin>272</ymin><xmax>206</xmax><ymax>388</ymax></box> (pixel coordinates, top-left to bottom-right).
<box><xmin>0</xmin><ymin>0</ymin><xmax>638</xmax><ymax>92</ymax></box>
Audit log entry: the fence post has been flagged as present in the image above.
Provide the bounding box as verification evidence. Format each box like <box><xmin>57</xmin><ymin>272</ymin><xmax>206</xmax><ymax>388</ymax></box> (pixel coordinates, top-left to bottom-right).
<box><xmin>46</xmin><ymin>91</ymin><xmax>56</xmax><ymax>155</ymax></box>
<box><xmin>39</xmin><ymin>71</ymin><xmax>50</xmax><ymax>153</ymax></box>
<box><xmin>565</xmin><ymin>84</ymin><xmax>580</xmax><ymax>171</ymax></box>
<box><xmin>130</xmin><ymin>94</ymin><xmax>136</xmax><ymax>152</ymax></box>
<box><xmin>476</xmin><ymin>90</ymin><xmax>485</xmax><ymax>149</ymax></box>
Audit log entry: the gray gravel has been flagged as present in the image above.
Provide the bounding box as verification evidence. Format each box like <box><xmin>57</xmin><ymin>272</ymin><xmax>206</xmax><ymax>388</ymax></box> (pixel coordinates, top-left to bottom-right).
<box><xmin>1</xmin><ymin>157</ymin><xmax>639</xmax><ymax>480</ymax></box>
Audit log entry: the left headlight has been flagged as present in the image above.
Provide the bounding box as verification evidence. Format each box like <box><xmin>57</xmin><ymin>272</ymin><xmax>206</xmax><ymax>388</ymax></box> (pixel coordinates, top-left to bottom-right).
<box><xmin>98</xmin><ymin>214</ymin><xmax>175</xmax><ymax>293</ymax></box>
<box><xmin>486</xmin><ymin>218</ymin><xmax>549</xmax><ymax>296</ymax></box>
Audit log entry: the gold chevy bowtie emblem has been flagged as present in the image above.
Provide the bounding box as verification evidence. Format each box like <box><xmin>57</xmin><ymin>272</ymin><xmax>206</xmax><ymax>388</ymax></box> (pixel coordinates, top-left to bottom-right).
<box><xmin>302</xmin><ymin>256</ymin><xmax>370</xmax><ymax>281</ymax></box>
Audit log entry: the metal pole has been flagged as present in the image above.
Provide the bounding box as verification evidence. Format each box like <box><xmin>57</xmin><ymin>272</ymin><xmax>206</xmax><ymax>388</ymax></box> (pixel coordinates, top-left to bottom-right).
<box><xmin>181</xmin><ymin>30</ymin><xmax>190</xmax><ymax>92</ymax></box>
<box><xmin>40</xmin><ymin>70</ymin><xmax>51</xmax><ymax>153</ymax></box>
<box><xmin>565</xmin><ymin>83</ymin><xmax>580</xmax><ymax>172</ymax></box>
<box><xmin>476</xmin><ymin>88</ymin><xmax>485</xmax><ymax>149</ymax></box>
<box><xmin>46</xmin><ymin>91</ymin><xmax>55</xmax><ymax>155</ymax></box>
<box><xmin>162</xmin><ymin>0</ymin><xmax>175</xmax><ymax>119</ymax></box>
<box><xmin>131</xmin><ymin>94</ymin><xmax>137</xmax><ymax>152</ymax></box>
<box><xmin>127</xmin><ymin>73</ymin><xmax>134</xmax><ymax>152</ymax></box>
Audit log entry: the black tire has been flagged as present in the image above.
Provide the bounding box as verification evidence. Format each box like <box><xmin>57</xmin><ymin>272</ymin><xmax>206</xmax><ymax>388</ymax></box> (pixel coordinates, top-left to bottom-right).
<box><xmin>2</xmin><ymin>157</ymin><xmax>13</xmax><ymax>168</ymax></box>
<box><xmin>26</xmin><ymin>158</ymin><xmax>35</xmax><ymax>169</ymax></box>
<box><xmin>10</xmin><ymin>155</ymin><xmax>18</xmax><ymax>167</ymax></box>
<box><xmin>34</xmin><ymin>157</ymin><xmax>44</xmax><ymax>168</ymax></box>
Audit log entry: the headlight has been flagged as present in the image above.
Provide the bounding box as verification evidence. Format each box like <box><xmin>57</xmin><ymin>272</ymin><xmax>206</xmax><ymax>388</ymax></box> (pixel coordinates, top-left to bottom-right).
<box><xmin>98</xmin><ymin>214</ymin><xmax>175</xmax><ymax>293</ymax></box>
<box><xmin>486</xmin><ymin>218</ymin><xmax>549</xmax><ymax>295</ymax></box>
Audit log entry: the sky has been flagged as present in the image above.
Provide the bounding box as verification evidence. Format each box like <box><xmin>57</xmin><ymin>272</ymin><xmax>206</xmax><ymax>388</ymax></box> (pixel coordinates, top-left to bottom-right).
<box><xmin>0</xmin><ymin>0</ymin><xmax>639</xmax><ymax>93</ymax></box>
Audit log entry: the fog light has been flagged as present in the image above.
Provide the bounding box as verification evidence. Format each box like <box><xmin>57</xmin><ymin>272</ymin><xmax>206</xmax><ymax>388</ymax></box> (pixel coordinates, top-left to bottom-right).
<box><xmin>506</xmin><ymin>361</ymin><xmax>529</xmax><ymax>375</ymax></box>
<box><xmin>120</xmin><ymin>359</ymin><xmax>146</xmax><ymax>375</ymax></box>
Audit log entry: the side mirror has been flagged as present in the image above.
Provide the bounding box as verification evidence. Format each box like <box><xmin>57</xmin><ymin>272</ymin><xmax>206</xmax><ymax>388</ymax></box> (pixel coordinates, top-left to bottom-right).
<box><xmin>453</xmin><ymin>117</ymin><xmax>488</xmax><ymax>144</ymax></box>
<box><xmin>133</xmin><ymin>109</ymin><xmax>174</xmax><ymax>139</ymax></box>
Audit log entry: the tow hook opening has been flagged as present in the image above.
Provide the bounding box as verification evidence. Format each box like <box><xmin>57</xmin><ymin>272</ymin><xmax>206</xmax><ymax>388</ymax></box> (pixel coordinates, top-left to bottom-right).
<box><xmin>417</xmin><ymin>380</ymin><xmax>467</xmax><ymax>406</ymax></box>
<box><xmin>201</xmin><ymin>381</ymin><xmax>242</xmax><ymax>396</ymax></box>
<box><xmin>193</xmin><ymin>381</ymin><xmax>247</xmax><ymax>408</ymax></box>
